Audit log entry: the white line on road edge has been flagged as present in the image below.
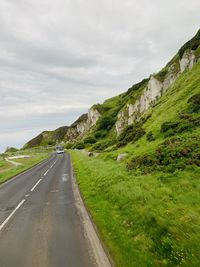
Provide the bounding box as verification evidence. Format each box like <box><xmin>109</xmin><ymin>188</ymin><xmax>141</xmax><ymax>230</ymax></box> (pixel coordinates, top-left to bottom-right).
<box><xmin>0</xmin><ymin>199</ymin><xmax>25</xmax><ymax>232</ymax></box>
<box><xmin>30</xmin><ymin>179</ymin><xmax>42</xmax><ymax>192</ymax></box>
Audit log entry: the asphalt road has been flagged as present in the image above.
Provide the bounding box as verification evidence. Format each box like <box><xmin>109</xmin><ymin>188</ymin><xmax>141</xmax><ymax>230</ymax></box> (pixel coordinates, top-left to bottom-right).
<box><xmin>0</xmin><ymin>153</ymin><xmax>103</xmax><ymax>267</ymax></box>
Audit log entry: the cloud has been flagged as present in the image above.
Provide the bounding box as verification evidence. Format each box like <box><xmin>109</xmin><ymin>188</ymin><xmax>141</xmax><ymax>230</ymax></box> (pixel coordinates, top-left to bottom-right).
<box><xmin>0</xmin><ymin>0</ymin><xmax>199</xmax><ymax>152</ymax></box>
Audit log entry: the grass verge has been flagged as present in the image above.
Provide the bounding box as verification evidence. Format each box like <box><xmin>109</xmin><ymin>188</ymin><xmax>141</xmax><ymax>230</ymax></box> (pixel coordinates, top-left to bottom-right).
<box><xmin>71</xmin><ymin>150</ymin><xmax>200</xmax><ymax>267</ymax></box>
<box><xmin>0</xmin><ymin>152</ymin><xmax>50</xmax><ymax>184</ymax></box>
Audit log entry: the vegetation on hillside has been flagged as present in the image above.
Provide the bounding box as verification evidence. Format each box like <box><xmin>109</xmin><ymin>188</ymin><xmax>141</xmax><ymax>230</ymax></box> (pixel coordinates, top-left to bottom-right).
<box><xmin>71</xmin><ymin>61</ymin><xmax>200</xmax><ymax>267</ymax></box>
<box><xmin>179</xmin><ymin>29</ymin><xmax>200</xmax><ymax>59</ymax></box>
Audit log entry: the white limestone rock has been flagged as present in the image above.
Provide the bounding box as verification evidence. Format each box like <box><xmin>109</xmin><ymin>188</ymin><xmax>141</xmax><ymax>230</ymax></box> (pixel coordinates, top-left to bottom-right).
<box><xmin>88</xmin><ymin>108</ymin><xmax>101</xmax><ymax>126</ymax></box>
<box><xmin>116</xmin><ymin>109</ymin><xmax>128</xmax><ymax>136</ymax></box>
<box><xmin>180</xmin><ymin>50</ymin><xmax>196</xmax><ymax>73</ymax></box>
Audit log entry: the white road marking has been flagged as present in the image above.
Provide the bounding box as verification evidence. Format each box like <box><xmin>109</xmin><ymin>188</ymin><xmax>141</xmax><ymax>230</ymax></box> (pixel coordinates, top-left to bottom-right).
<box><xmin>0</xmin><ymin>199</ymin><xmax>26</xmax><ymax>231</ymax></box>
<box><xmin>44</xmin><ymin>170</ymin><xmax>49</xmax><ymax>176</ymax></box>
<box><xmin>25</xmin><ymin>194</ymin><xmax>30</xmax><ymax>197</ymax></box>
<box><xmin>50</xmin><ymin>159</ymin><xmax>58</xmax><ymax>169</ymax></box>
<box><xmin>30</xmin><ymin>179</ymin><xmax>42</xmax><ymax>192</ymax></box>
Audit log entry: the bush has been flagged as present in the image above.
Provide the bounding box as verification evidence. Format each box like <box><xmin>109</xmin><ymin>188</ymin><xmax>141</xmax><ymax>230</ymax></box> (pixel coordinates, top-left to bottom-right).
<box><xmin>127</xmin><ymin>136</ymin><xmax>200</xmax><ymax>172</ymax></box>
<box><xmin>73</xmin><ymin>142</ymin><xmax>85</xmax><ymax>149</ymax></box>
<box><xmin>160</xmin><ymin>121</ymin><xmax>179</xmax><ymax>133</ymax></box>
<box><xmin>83</xmin><ymin>136</ymin><xmax>97</xmax><ymax>144</ymax></box>
<box><xmin>65</xmin><ymin>143</ymin><xmax>74</xmax><ymax>149</ymax></box>
<box><xmin>97</xmin><ymin>115</ymin><xmax>116</xmax><ymax>131</ymax></box>
<box><xmin>161</xmin><ymin>116</ymin><xmax>200</xmax><ymax>137</ymax></box>
<box><xmin>127</xmin><ymin>154</ymin><xmax>158</xmax><ymax>171</ymax></box>
<box><xmin>92</xmin><ymin>139</ymin><xmax>115</xmax><ymax>151</ymax></box>
<box><xmin>47</xmin><ymin>140</ymin><xmax>55</xmax><ymax>146</ymax></box>
<box><xmin>187</xmin><ymin>93</ymin><xmax>200</xmax><ymax>113</ymax></box>
<box><xmin>146</xmin><ymin>131</ymin><xmax>155</xmax><ymax>141</ymax></box>
<box><xmin>94</xmin><ymin>130</ymin><xmax>107</xmax><ymax>139</ymax></box>
<box><xmin>117</xmin><ymin>123</ymin><xmax>145</xmax><ymax>147</ymax></box>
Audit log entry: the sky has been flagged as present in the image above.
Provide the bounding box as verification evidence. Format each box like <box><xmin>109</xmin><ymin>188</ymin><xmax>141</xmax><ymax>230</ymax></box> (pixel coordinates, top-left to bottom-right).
<box><xmin>0</xmin><ymin>0</ymin><xmax>199</xmax><ymax>153</ymax></box>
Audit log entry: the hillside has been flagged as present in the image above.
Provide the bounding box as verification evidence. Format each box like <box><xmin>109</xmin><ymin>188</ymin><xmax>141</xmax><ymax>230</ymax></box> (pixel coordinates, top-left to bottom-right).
<box><xmin>71</xmin><ymin>55</ymin><xmax>200</xmax><ymax>266</ymax></box>
<box><xmin>23</xmin><ymin>30</ymin><xmax>200</xmax><ymax>266</ymax></box>
<box><xmin>24</xmin><ymin>29</ymin><xmax>200</xmax><ymax>150</ymax></box>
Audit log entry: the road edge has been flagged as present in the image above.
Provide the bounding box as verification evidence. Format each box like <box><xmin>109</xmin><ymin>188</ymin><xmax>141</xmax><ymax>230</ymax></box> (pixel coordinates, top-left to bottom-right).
<box><xmin>70</xmin><ymin>155</ymin><xmax>114</xmax><ymax>267</ymax></box>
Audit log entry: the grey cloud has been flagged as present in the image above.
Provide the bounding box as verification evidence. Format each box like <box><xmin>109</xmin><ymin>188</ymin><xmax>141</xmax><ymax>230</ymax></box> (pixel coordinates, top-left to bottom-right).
<box><xmin>0</xmin><ymin>0</ymin><xmax>200</xmax><ymax>152</ymax></box>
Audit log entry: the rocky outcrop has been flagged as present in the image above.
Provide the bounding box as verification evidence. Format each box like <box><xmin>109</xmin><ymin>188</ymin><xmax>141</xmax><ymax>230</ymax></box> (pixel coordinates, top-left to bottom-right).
<box><xmin>88</xmin><ymin>107</ymin><xmax>101</xmax><ymax>126</ymax></box>
<box><xmin>180</xmin><ymin>50</ymin><xmax>196</xmax><ymax>73</ymax></box>
<box><xmin>116</xmin><ymin>76</ymin><xmax>165</xmax><ymax>135</ymax></box>
<box><xmin>115</xmin><ymin>109</ymin><xmax>128</xmax><ymax>136</ymax></box>
<box><xmin>65</xmin><ymin>108</ymin><xmax>101</xmax><ymax>141</ymax></box>
<box><xmin>116</xmin><ymin>49</ymin><xmax>198</xmax><ymax>135</ymax></box>
<box><xmin>162</xmin><ymin>63</ymin><xmax>180</xmax><ymax>93</ymax></box>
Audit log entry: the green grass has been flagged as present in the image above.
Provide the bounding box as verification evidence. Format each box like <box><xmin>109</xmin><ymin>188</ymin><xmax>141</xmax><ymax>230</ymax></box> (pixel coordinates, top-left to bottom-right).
<box><xmin>70</xmin><ymin>61</ymin><xmax>200</xmax><ymax>266</ymax></box>
<box><xmin>71</xmin><ymin>151</ymin><xmax>200</xmax><ymax>267</ymax></box>
<box><xmin>0</xmin><ymin>152</ymin><xmax>50</xmax><ymax>184</ymax></box>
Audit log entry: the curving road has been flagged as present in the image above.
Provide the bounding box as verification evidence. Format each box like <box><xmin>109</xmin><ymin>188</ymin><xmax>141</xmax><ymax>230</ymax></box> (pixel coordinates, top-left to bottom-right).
<box><xmin>0</xmin><ymin>153</ymin><xmax>110</xmax><ymax>267</ymax></box>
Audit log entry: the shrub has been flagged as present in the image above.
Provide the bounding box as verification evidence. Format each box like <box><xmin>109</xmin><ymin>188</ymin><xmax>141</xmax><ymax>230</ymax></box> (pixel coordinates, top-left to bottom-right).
<box><xmin>161</xmin><ymin>116</ymin><xmax>200</xmax><ymax>137</ymax></box>
<box><xmin>146</xmin><ymin>131</ymin><xmax>156</xmax><ymax>141</ymax></box>
<box><xmin>83</xmin><ymin>136</ymin><xmax>97</xmax><ymax>144</ymax></box>
<box><xmin>127</xmin><ymin>154</ymin><xmax>158</xmax><ymax>171</ymax></box>
<box><xmin>47</xmin><ymin>140</ymin><xmax>55</xmax><ymax>146</ymax></box>
<box><xmin>65</xmin><ymin>143</ymin><xmax>74</xmax><ymax>149</ymax></box>
<box><xmin>94</xmin><ymin>130</ymin><xmax>107</xmax><ymax>139</ymax></box>
<box><xmin>187</xmin><ymin>93</ymin><xmax>200</xmax><ymax>113</ymax></box>
<box><xmin>97</xmin><ymin>115</ymin><xmax>116</xmax><ymax>131</ymax></box>
<box><xmin>127</xmin><ymin>136</ymin><xmax>200</xmax><ymax>172</ymax></box>
<box><xmin>160</xmin><ymin>121</ymin><xmax>179</xmax><ymax>133</ymax></box>
<box><xmin>73</xmin><ymin>142</ymin><xmax>85</xmax><ymax>149</ymax></box>
<box><xmin>117</xmin><ymin>123</ymin><xmax>145</xmax><ymax>147</ymax></box>
<box><xmin>92</xmin><ymin>139</ymin><xmax>115</xmax><ymax>151</ymax></box>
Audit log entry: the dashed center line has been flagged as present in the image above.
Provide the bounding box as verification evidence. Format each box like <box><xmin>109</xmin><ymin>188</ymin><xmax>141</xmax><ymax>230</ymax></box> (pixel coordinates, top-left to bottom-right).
<box><xmin>43</xmin><ymin>170</ymin><xmax>49</xmax><ymax>176</ymax></box>
<box><xmin>0</xmin><ymin>199</ymin><xmax>26</xmax><ymax>231</ymax></box>
<box><xmin>0</xmin><ymin>158</ymin><xmax>59</xmax><ymax>233</ymax></box>
<box><xmin>30</xmin><ymin>179</ymin><xmax>42</xmax><ymax>192</ymax></box>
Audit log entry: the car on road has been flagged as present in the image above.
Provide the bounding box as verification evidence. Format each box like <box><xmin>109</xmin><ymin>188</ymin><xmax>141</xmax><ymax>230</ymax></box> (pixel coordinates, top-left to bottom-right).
<box><xmin>56</xmin><ymin>146</ymin><xmax>65</xmax><ymax>154</ymax></box>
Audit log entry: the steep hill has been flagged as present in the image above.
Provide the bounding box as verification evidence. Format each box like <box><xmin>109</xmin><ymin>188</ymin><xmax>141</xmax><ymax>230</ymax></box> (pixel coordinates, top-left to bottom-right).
<box><xmin>24</xmin><ymin>29</ymin><xmax>200</xmax><ymax>150</ymax></box>
<box><xmin>70</xmin><ymin>43</ymin><xmax>200</xmax><ymax>267</ymax></box>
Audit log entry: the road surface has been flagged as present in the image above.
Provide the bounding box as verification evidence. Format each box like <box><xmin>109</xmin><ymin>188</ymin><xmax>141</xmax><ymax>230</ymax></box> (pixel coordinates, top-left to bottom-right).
<box><xmin>0</xmin><ymin>153</ymin><xmax>111</xmax><ymax>267</ymax></box>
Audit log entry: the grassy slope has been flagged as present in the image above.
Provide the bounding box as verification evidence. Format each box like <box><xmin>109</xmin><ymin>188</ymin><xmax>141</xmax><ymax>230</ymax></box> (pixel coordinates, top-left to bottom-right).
<box><xmin>0</xmin><ymin>152</ymin><xmax>50</xmax><ymax>184</ymax></box>
<box><xmin>71</xmin><ymin>63</ymin><xmax>200</xmax><ymax>267</ymax></box>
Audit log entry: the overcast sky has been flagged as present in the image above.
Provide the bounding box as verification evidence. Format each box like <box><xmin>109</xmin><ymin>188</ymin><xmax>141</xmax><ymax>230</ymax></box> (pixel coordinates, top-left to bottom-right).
<box><xmin>0</xmin><ymin>0</ymin><xmax>199</xmax><ymax>152</ymax></box>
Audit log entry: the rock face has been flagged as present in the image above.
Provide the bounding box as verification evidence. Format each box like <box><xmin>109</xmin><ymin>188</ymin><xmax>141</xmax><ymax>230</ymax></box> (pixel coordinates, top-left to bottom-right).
<box><xmin>180</xmin><ymin>50</ymin><xmax>196</xmax><ymax>73</ymax></box>
<box><xmin>115</xmin><ymin>76</ymin><xmax>164</xmax><ymax>135</ymax></box>
<box><xmin>65</xmin><ymin>108</ymin><xmax>101</xmax><ymax>142</ymax></box>
<box><xmin>115</xmin><ymin>109</ymin><xmax>128</xmax><ymax>136</ymax></box>
<box><xmin>115</xmin><ymin>49</ymin><xmax>197</xmax><ymax>135</ymax></box>
<box><xmin>88</xmin><ymin>107</ymin><xmax>101</xmax><ymax>126</ymax></box>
